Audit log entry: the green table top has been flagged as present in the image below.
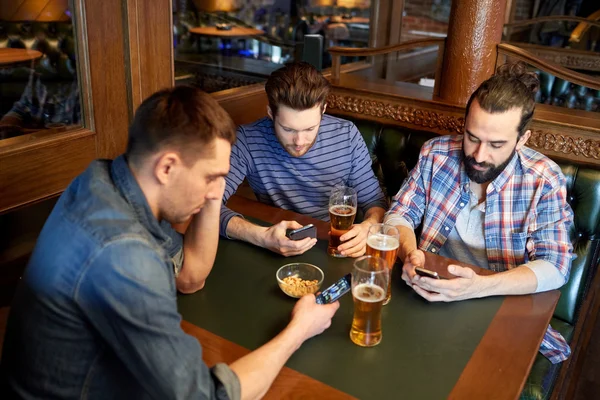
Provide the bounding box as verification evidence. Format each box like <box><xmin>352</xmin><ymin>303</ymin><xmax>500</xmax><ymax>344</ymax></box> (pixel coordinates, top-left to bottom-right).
<box><xmin>178</xmin><ymin>235</ymin><xmax>504</xmax><ymax>400</ymax></box>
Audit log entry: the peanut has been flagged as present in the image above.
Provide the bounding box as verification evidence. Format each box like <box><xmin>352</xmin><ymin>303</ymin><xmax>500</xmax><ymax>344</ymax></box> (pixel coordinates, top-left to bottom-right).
<box><xmin>281</xmin><ymin>275</ymin><xmax>320</xmax><ymax>297</ymax></box>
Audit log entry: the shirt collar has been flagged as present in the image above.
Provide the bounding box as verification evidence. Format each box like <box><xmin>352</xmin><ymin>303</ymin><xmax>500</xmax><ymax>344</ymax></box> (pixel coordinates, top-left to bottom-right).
<box><xmin>110</xmin><ymin>155</ymin><xmax>175</xmax><ymax>250</ymax></box>
<box><xmin>490</xmin><ymin>151</ymin><xmax>519</xmax><ymax>193</ymax></box>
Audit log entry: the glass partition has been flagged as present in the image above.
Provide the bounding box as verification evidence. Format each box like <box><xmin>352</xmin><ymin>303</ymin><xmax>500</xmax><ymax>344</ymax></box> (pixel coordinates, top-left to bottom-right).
<box><xmin>401</xmin><ymin>0</ymin><xmax>451</xmax><ymax>42</ymax></box>
<box><xmin>497</xmin><ymin>44</ymin><xmax>600</xmax><ymax>113</ymax></box>
<box><xmin>0</xmin><ymin>0</ymin><xmax>83</xmax><ymax>140</ymax></box>
<box><xmin>173</xmin><ymin>0</ymin><xmax>373</xmax><ymax>93</ymax></box>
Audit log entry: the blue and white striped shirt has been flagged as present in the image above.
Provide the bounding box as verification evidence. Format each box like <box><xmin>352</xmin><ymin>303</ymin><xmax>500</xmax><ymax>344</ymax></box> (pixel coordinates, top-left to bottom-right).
<box><xmin>220</xmin><ymin>115</ymin><xmax>387</xmax><ymax>237</ymax></box>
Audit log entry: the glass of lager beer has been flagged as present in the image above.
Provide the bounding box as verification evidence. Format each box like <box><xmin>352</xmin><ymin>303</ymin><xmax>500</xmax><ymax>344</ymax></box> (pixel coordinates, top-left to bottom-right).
<box><xmin>349</xmin><ymin>255</ymin><xmax>389</xmax><ymax>347</ymax></box>
<box><xmin>366</xmin><ymin>224</ymin><xmax>400</xmax><ymax>305</ymax></box>
<box><xmin>327</xmin><ymin>185</ymin><xmax>357</xmax><ymax>257</ymax></box>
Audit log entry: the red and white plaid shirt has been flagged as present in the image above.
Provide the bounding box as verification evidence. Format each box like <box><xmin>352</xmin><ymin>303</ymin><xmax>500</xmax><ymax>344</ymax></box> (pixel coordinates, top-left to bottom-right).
<box><xmin>388</xmin><ymin>135</ymin><xmax>574</xmax><ymax>363</ymax></box>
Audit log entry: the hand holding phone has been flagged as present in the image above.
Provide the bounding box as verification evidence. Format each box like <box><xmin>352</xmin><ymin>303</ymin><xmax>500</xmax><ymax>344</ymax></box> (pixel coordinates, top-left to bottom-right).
<box><xmin>286</xmin><ymin>224</ymin><xmax>317</xmax><ymax>241</ymax></box>
<box><xmin>316</xmin><ymin>273</ymin><xmax>352</xmax><ymax>304</ymax></box>
<box><xmin>415</xmin><ymin>267</ymin><xmax>444</xmax><ymax>280</ymax></box>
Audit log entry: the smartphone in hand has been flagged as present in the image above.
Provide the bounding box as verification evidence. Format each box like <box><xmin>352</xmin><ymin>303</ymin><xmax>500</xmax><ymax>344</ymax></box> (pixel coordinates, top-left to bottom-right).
<box><xmin>286</xmin><ymin>224</ymin><xmax>317</xmax><ymax>240</ymax></box>
<box><xmin>316</xmin><ymin>273</ymin><xmax>352</xmax><ymax>304</ymax></box>
<box><xmin>415</xmin><ymin>267</ymin><xmax>444</xmax><ymax>280</ymax></box>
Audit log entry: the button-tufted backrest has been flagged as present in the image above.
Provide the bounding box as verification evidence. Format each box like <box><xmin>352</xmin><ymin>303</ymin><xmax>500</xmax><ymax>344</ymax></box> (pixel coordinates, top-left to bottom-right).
<box><xmin>343</xmin><ymin>115</ymin><xmax>600</xmax><ymax>326</ymax></box>
<box><xmin>555</xmin><ymin>163</ymin><xmax>600</xmax><ymax>323</ymax></box>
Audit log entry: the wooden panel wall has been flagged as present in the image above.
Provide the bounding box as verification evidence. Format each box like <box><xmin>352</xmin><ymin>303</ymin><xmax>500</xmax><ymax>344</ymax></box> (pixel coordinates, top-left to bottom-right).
<box><xmin>124</xmin><ymin>0</ymin><xmax>174</xmax><ymax>112</ymax></box>
<box><xmin>213</xmin><ymin>84</ymin><xmax>269</xmax><ymax>126</ymax></box>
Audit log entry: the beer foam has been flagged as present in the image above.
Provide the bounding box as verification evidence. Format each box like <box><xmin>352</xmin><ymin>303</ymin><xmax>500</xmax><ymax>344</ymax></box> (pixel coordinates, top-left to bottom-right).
<box><xmin>353</xmin><ymin>283</ymin><xmax>385</xmax><ymax>302</ymax></box>
<box><xmin>367</xmin><ymin>234</ymin><xmax>399</xmax><ymax>251</ymax></box>
<box><xmin>329</xmin><ymin>205</ymin><xmax>357</xmax><ymax>217</ymax></box>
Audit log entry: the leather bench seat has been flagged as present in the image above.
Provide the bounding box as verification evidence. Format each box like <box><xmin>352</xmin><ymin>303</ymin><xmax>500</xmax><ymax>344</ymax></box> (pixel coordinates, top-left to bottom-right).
<box><xmin>342</xmin><ymin>116</ymin><xmax>600</xmax><ymax>400</ymax></box>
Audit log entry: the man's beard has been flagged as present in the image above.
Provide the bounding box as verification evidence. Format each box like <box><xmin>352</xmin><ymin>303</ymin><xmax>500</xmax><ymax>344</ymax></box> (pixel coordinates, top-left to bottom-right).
<box><xmin>463</xmin><ymin>146</ymin><xmax>516</xmax><ymax>184</ymax></box>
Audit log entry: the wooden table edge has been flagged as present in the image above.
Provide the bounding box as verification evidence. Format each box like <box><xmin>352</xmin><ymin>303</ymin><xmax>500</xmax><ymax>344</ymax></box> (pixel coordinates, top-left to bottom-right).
<box><xmin>188</xmin><ymin>27</ymin><xmax>265</xmax><ymax>38</ymax></box>
<box><xmin>0</xmin><ymin>48</ymin><xmax>43</xmax><ymax>68</ymax></box>
<box><xmin>449</xmin><ymin>290</ymin><xmax>561</xmax><ymax>399</ymax></box>
<box><xmin>181</xmin><ymin>320</ymin><xmax>356</xmax><ymax>399</ymax></box>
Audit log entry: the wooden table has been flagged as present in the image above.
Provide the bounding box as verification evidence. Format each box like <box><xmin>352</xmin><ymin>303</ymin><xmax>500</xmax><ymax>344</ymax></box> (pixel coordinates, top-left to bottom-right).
<box><xmin>0</xmin><ymin>48</ymin><xmax>43</xmax><ymax>68</ymax></box>
<box><xmin>189</xmin><ymin>26</ymin><xmax>264</xmax><ymax>39</ymax></box>
<box><xmin>179</xmin><ymin>195</ymin><xmax>560</xmax><ymax>399</ymax></box>
<box><xmin>340</xmin><ymin>17</ymin><xmax>369</xmax><ymax>24</ymax></box>
<box><xmin>316</xmin><ymin>16</ymin><xmax>370</xmax><ymax>25</ymax></box>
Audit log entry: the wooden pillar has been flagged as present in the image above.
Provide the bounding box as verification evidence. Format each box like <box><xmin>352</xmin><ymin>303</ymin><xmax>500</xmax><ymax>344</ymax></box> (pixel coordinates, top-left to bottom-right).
<box><xmin>438</xmin><ymin>0</ymin><xmax>507</xmax><ymax>106</ymax></box>
<box><xmin>370</xmin><ymin>0</ymin><xmax>404</xmax><ymax>80</ymax></box>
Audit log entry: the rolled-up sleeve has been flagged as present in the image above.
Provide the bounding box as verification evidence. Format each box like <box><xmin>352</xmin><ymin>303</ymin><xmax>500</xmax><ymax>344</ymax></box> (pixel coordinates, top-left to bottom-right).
<box><xmin>528</xmin><ymin>175</ymin><xmax>574</xmax><ymax>284</ymax></box>
<box><xmin>76</xmin><ymin>240</ymin><xmax>240</xmax><ymax>399</ymax></box>
<box><xmin>525</xmin><ymin>259</ymin><xmax>567</xmax><ymax>292</ymax></box>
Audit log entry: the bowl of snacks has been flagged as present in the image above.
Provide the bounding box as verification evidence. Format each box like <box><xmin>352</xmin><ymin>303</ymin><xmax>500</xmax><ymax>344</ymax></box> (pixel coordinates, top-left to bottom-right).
<box><xmin>276</xmin><ymin>263</ymin><xmax>324</xmax><ymax>298</ymax></box>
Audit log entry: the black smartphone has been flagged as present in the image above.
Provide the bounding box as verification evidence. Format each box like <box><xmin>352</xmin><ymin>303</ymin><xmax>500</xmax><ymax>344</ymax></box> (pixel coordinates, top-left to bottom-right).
<box><xmin>415</xmin><ymin>267</ymin><xmax>443</xmax><ymax>279</ymax></box>
<box><xmin>286</xmin><ymin>224</ymin><xmax>316</xmax><ymax>240</ymax></box>
<box><xmin>316</xmin><ymin>273</ymin><xmax>352</xmax><ymax>304</ymax></box>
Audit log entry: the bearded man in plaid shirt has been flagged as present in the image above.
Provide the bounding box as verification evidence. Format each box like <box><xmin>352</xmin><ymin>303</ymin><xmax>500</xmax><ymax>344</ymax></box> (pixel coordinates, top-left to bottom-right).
<box><xmin>385</xmin><ymin>62</ymin><xmax>574</xmax><ymax>364</ymax></box>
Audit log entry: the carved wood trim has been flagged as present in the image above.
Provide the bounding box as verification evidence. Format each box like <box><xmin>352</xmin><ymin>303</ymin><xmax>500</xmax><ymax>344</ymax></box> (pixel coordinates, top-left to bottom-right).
<box><xmin>527</xmin><ymin>129</ymin><xmax>600</xmax><ymax>161</ymax></box>
<box><xmin>504</xmin><ymin>42</ymin><xmax>600</xmax><ymax>72</ymax></box>
<box><xmin>326</xmin><ymin>93</ymin><xmax>465</xmax><ymax>134</ymax></box>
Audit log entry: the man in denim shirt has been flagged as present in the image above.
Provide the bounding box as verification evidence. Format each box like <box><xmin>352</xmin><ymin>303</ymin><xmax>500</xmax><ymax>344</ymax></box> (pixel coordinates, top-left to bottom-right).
<box><xmin>0</xmin><ymin>86</ymin><xmax>339</xmax><ymax>399</ymax></box>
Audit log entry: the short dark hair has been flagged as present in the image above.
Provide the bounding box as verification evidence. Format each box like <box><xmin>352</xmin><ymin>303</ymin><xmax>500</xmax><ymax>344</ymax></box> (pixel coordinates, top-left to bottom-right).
<box><xmin>466</xmin><ymin>61</ymin><xmax>540</xmax><ymax>138</ymax></box>
<box><xmin>126</xmin><ymin>86</ymin><xmax>236</xmax><ymax>166</ymax></box>
<box><xmin>265</xmin><ymin>61</ymin><xmax>331</xmax><ymax>116</ymax></box>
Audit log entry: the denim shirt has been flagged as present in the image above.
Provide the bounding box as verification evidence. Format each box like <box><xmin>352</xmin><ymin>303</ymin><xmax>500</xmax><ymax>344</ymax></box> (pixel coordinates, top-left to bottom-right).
<box><xmin>0</xmin><ymin>156</ymin><xmax>240</xmax><ymax>400</ymax></box>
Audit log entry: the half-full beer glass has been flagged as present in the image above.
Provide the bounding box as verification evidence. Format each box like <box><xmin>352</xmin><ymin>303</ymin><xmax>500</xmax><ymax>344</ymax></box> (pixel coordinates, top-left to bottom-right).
<box><xmin>366</xmin><ymin>224</ymin><xmax>400</xmax><ymax>305</ymax></box>
<box><xmin>349</xmin><ymin>255</ymin><xmax>389</xmax><ymax>347</ymax></box>
<box><xmin>327</xmin><ymin>185</ymin><xmax>357</xmax><ymax>257</ymax></box>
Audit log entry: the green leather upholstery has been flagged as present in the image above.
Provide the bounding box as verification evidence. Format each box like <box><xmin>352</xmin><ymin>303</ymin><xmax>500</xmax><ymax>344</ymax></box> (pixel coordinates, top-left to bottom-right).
<box><xmin>339</xmin><ymin>115</ymin><xmax>600</xmax><ymax>400</ymax></box>
<box><xmin>554</xmin><ymin>164</ymin><xmax>600</xmax><ymax>325</ymax></box>
<box><xmin>353</xmin><ymin>119</ymin><xmax>437</xmax><ymax>198</ymax></box>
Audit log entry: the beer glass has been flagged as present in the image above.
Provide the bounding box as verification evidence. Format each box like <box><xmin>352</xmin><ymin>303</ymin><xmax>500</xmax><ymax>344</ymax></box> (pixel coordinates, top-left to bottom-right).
<box><xmin>366</xmin><ymin>224</ymin><xmax>400</xmax><ymax>305</ymax></box>
<box><xmin>349</xmin><ymin>255</ymin><xmax>389</xmax><ymax>347</ymax></box>
<box><xmin>327</xmin><ymin>185</ymin><xmax>357</xmax><ymax>257</ymax></box>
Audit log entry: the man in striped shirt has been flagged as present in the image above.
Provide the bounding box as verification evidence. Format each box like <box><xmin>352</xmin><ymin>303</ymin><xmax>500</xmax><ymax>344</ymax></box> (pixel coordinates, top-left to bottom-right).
<box><xmin>385</xmin><ymin>62</ymin><xmax>574</xmax><ymax>363</ymax></box>
<box><xmin>220</xmin><ymin>62</ymin><xmax>387</xmax><ymax>257</ymax></box>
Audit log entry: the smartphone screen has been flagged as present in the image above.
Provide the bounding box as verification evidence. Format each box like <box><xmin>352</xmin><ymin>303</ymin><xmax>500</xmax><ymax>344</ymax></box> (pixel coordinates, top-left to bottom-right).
<box><xmin>316</xmin><ymin>273</ymin><xmax>352</xmax><ymax>304</ymax></box>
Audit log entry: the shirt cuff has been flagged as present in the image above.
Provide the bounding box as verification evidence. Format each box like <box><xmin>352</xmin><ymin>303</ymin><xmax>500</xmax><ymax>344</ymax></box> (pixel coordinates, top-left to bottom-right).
<box><xmin>220</xmin><ymin>205</ymin><xmax>244</xmax><ymax>239</ymax></box>
<box><xmin>211</xmin><ymin>363</ymin><xmax>241</xmax><ymax>400</ymax></box>
<box><xmin>525</xmin><ymin>259</ymin><xmax>567</xmax><ymax>292</ymax></box>
<box><xmin>384</xmin><ymin>214</ymin><xmax>414</xmax><ymax>230</ymax></box>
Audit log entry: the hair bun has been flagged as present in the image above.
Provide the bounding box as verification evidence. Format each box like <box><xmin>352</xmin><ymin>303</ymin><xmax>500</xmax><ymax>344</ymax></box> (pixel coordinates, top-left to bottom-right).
<box><xmin>496</xmin><ymin>61</ymin><xmax>540</xmax><ymax>95</ymax></box>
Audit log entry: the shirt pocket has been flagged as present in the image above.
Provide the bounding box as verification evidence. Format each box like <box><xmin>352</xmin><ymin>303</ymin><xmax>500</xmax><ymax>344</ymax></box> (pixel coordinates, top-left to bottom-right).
<box><xmin>501</xmin><ymin>232</ymin><xmax>528</xmax><ymax>267</ymax></box>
